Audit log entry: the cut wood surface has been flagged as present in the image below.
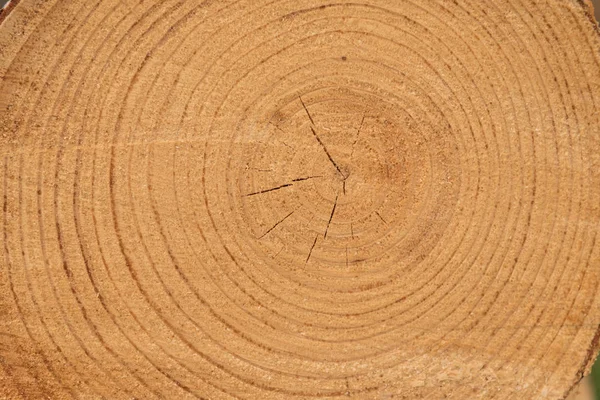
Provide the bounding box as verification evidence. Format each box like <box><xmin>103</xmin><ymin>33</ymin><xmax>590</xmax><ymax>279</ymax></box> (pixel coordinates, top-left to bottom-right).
<box><xmin>566</xmin><ymin>377</ymin><xmax>594</xmax><ymax>400</ymax></box>
<box><xmin>1</xmin><ymin>0</ymin><xmax>600</xmax><ymax>399</ymax></box>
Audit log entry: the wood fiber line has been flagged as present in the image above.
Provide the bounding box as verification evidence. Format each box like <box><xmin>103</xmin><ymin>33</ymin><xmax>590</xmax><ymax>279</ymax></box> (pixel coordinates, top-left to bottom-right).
<box><xmin>0</xmin><ymin>0</ymin><xmax>600</xmax><ymax>399</ymax></box>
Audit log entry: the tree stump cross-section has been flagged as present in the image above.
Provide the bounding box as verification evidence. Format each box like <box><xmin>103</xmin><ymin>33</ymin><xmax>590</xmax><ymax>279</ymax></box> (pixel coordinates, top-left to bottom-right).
<box><xmin>1</xmin><ymin>0</ymin><xmax>600</xmax><ymax>399</ymax></box>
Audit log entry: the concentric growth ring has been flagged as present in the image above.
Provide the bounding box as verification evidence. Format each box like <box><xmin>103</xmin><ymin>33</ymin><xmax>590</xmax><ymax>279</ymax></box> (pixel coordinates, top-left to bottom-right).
<box><xmin>1</xmin><ymin>0</ymin><xmax>600</xmax><ymax>399</ymax></box>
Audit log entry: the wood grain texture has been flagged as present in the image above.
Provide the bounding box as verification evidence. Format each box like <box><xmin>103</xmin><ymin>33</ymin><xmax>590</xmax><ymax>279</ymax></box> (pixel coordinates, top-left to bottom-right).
<box><xmin>1</xmin><ymin>0</ymin><xmax>600</xmax><ymax>399</ymax></box>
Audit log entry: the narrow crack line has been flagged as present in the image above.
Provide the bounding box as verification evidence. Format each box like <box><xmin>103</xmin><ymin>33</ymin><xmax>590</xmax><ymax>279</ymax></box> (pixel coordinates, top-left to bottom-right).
<box><xmin>350</xmin><ymin>114</ymin><xmax>366</xmax><ymax>159</ymax></box>
<box><xmin>310</xmin><ymin>126</ymin><xmax>345</xmax><ymax>178</ymax></box>
<box><xmin>270</xmin><ymin>122</ymin><xmax>286</xmax><ymax>133</ymax></box>
<box><xmin>342</xmin><ymin>180</ymin><xmax>346</xmax><ymax>195</ymax></box>
<box><xmin>375</xmin><ymin>211</ymin><xmax>387</xmax><ymax>224</ymax></box>
<box><xmin>306</xmin><ymin>235</ymin><xmax>318</xmax><ymax>264</ymax></box>
<box><xmin>346</xmin><ymin>246</ymin><xmax>349</xmax><ymax>268</ymax></box>
<box><xmin>249</xmin><ymin>168</ymin><xmax>272</xmax><ymax>172</ymax></box>
<box><xmin>259</xmin><ymin>211</ymin><xmax>295</xmax><ymax>239</ymax></box>
<box><xmin>245</xmin><ymin>183</ymin><xmax>292</xmax><ymax>197</ymax></box>
<box><xmin>273</xmin><ymin>247</ymin><xmax>285</xmax><ymax>259</ymax></box>
<box><xmin>268</xmin><ymin>122</ymin><xmax>294</xmax><ymax>150</ymax></box>
<box><xmin>292</xmin><ymin>175</ymin><xmax>322</xmax><ymax>182</ymax></box>
<box><xmin>324</xmin><ymin>195</ymin><xmax>338</xmax><ymax>239</ymax></box>
<box><xmin>299</xmin><ymin>96</ymin><xmax>315</xmax><ymax>125</ymax></box>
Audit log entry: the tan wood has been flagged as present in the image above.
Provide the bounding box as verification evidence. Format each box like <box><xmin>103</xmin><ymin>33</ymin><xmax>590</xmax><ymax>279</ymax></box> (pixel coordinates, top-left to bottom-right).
<box><xmin>566</xmin><ymin>377</ymin><xmax>594</xmax><ymax>400</ymax></box>
<box><xmin>1</xmin><ymin>1</ymin><xmax>600</xmax><ymax>398</ymax></box>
